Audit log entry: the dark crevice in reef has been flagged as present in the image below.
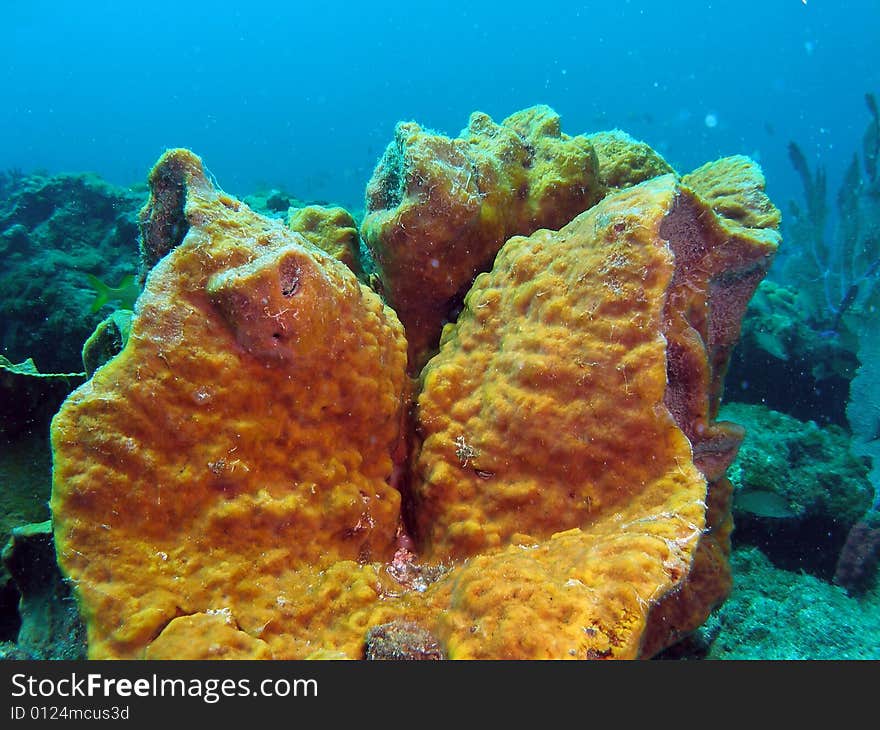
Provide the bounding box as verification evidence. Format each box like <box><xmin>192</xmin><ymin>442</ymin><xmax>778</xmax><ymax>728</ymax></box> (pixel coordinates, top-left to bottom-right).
<box><xmin>0</xmin><ymin>580</ymin><xmax>22</xmax><ymax>642</ymax></box>
<box><xmin>0</xmin><ymin>524</ymin><xmax>87</xmax><ymax>659</ymax></box>
<box><xmin>724</xmin><ymin>345</ymin><xmax>852</xmax><ymax>428</ymax></box>
<box><xmin>731</xmin><ymin>513</ymin><xmax>850</xmax><ymax>580</ymax></box>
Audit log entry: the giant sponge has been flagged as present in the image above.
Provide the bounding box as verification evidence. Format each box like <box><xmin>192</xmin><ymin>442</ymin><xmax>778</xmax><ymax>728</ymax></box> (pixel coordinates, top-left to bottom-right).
<box><xmin>50</xmin><ymin>122</ymin><xmax>780</xmax><ymax>659</ymax></box>
<box><xmin>50</xmin><ymin>149</ymin><xmax>409</xmax><ymax>658</ymax></box>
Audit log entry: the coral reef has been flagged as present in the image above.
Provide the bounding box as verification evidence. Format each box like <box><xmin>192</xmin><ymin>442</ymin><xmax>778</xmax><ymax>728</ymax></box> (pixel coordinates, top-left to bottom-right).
<box><xmin>242</xmin><ymin>188</ymin><xmax>299</xmax><ymax>219</ymax></box>
<box><xmin>241</xmin><ymin>187</ymin><xmax>346</xmax><ymax>222</ymax></box>
<box><xmin>721</xmin><ymin>402</ymin><xmax>873</xmax><ymax>577</ymax></box>
<box><xmin>725</xmin><ymin>280</ymin><xmax>855</xmax><ymax>425</ymax></box>
<box><xmin>847</xmin><ymin>302</ymin><xmax>880</xmax><ymax>508</ymax></box>
<box><xmin>728</xmin><ymin>95</ymin><xmax>880</xmax><ymax>432</ymax></box>
<box><xmin>692</xmin><ymin>547</ymin><xmax>880</xmax><ymax>660</ymax></box>
<box><xmin>361</xmin><ymin>105</ymin><xmax>605</xmax><ymax>370</ymax></box>
<box><xmin>724</xmin><ymin>402</ymin><xmax>872</xmax><ymax>525</ymax></box>
<box><xmin>0</xmin><ymin>172</ymin><xmax>144</xmax><ymax>372</ymax></box>
<box><xmin>781</xmin><ymin>94</ymin><xmax>880</xmax><ymax>336</ymax></box>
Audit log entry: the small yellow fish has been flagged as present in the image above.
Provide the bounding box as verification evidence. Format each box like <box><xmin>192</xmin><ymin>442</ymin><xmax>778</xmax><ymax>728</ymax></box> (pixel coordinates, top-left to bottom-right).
<box><xmin>85</xmin><ymin>273</ymin><xmax>140</xmax><ymax>313</ymax></box>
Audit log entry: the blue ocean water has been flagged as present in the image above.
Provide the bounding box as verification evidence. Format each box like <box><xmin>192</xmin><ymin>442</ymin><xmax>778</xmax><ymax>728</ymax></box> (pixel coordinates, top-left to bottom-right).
<box><xmin>1</xmin><ymin>0</ymin><xmax>880</xmax><ymax>664</ymax></box>
<box><xmin>2</xmin><ymin>0</ymin><xmax>878</xmax><ymax>208</ymax></box>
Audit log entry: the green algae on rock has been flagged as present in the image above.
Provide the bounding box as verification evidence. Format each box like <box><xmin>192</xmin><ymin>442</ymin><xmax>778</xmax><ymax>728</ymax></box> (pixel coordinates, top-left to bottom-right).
<box><xmin>722</xmin><ymin>402</ymin><xmax>873</xmax><ymax>579</ymax></box>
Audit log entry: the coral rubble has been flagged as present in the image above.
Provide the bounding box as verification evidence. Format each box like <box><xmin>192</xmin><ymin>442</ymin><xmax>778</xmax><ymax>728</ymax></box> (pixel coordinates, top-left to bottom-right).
<box><xmin>48</xmin><ymin>111</ymin><xmax>779</xmax><ymax>659</ymax></box>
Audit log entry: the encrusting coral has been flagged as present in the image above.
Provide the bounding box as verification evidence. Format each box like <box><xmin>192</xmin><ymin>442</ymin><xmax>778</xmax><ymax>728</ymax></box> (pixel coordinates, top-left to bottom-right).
<box><xmin>49</xmin><ymin>108</ymin><xmax>780</xmax><ymax>659</ymax></box>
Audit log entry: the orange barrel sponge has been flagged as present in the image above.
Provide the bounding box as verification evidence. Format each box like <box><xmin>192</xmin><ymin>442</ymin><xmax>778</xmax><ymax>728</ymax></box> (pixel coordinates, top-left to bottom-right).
<box><xmin>410</xmin><ymin>171</ymin><xmax>779</xmax><ymax>656</ymax></box>
<box><xmin>287</xmin><ymin>204</ymin><xmax>362</xmax><ymax>277</ymax></box>
<box><xmin>585</xmin><ymin>129</ymin><xmax>676</xmax><ymax>190</ymax></box>
<box><xmin>361</xmin><ymin>105</ymin><xmax>605</xmax><ymax>371</ymax></box>
<box><xmin>49</xmin><ymin>149</ymin><xmax>409</xmax><ymax>659</ymax></box>
<box><xmin>641</xmin><ymin>155</ymin><xmax>782</xmax><ymax>652</ymax></box>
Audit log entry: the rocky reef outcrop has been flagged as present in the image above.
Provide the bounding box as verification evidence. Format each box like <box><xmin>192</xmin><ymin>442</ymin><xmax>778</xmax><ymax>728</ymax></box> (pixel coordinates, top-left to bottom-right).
<box><xmin>0</xmin><ymin>171</ymin><xmax>145</xmax><ymax>373</ymax></box>
<box><xmin>721</xmin><ymin>402</ymin><xmax>873</xmax><ymax>578</ymax></box>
